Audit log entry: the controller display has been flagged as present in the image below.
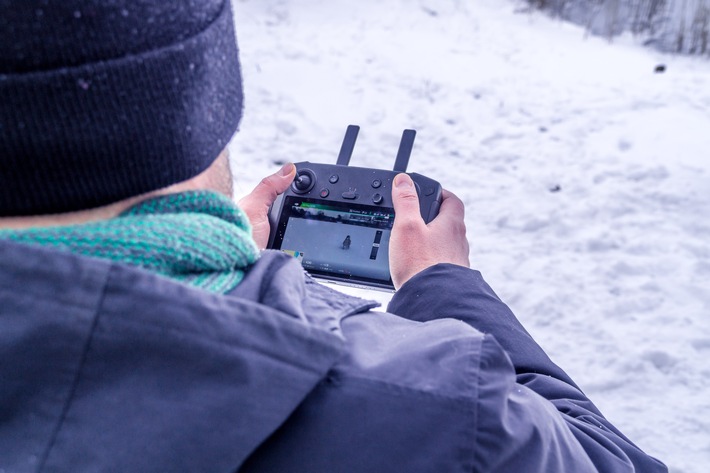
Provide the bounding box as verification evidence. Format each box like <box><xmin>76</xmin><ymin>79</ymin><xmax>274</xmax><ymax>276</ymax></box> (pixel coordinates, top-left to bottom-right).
<box><xmin>266</xmin><ymin>125</ymin><xmax>442</xmax><ymax>291</ymax></box>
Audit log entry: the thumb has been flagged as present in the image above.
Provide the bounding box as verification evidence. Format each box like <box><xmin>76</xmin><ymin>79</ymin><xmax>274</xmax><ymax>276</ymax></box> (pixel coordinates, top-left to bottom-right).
<box><xmin>391</xmin><ymin>173</ymin><xmax>424</xmax><ymax>229</ymax></box>
<box><xmin>237</xmin><ymin>163</ymin><xmax>297</xmax><ymax>250</ymax></box>
<box><xmin>239</xmin><ymin>163</ymin><xmax>296</xmax><ymax>210</ymax></box>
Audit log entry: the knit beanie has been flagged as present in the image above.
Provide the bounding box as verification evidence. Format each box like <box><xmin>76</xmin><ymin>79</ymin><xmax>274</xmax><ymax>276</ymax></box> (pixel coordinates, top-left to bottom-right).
<box><xmin>0</xmin><ymin>0</ymin><xmax>243</xmax><ymax>216</ymax></box>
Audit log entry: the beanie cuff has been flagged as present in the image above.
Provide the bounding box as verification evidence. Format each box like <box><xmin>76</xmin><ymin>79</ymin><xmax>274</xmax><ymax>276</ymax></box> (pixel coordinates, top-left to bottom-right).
<box><xmin>0</xmin><ymin>0</ymin><xmax>243</xmax><ymax>216</ymax></box>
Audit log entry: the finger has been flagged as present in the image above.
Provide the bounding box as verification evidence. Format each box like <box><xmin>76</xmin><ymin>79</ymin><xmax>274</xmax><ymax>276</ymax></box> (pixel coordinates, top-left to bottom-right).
<box><xmin>391</xmin><ymin>173</ymin><xmax>425</xmax><ymax>230</ymax></box>
<box><xmin>436</xmin><ymin>189</ymin><xmax>465</xmax><ymax>222</ymax></box>
<box><xmin>239</xmin><ymin>163</ymin><xmax>296</xmax><ymax>209</ymax></box>
<box><xmin>428</xmin><ymin>189</ymin><xmax>467</xmax><ymax>235</ymax></box>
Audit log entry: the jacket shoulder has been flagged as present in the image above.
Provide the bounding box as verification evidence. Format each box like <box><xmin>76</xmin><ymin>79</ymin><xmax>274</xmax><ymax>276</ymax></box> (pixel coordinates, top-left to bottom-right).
<box><xmin>0</xmin><ymin>242</ymin><xmax>344</xmax><ymax>472</ymax></box>
<box><xmin>242</xmin><ymin>310</ymin><xmax>485</xmax><ymax>472</ymax></box>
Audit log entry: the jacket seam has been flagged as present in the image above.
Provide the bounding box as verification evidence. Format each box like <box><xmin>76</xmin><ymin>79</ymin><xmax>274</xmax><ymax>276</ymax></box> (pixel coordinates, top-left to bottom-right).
<box><xmin>457</xmin><ymin>335</ymin><xmax>479</xmax><ymax>473</ymax></box>
<box><xmin>258</xmin><ymin>253</ymin><xmax>295</xmax><ymax>302</ymax></box>
<box><xmin>329</xmin><ymin>369</ymin><xmax>478</xmax><ymax>404</ymax></box>
<box><xmin>470</xmin><ymin>336</ymin><xmax>485</xmax><ymax>473</ymax></box>
<box><xmin>36</xmin><ymin>268</ymin><xmax>111</xmax><ymax>472</ymax></box>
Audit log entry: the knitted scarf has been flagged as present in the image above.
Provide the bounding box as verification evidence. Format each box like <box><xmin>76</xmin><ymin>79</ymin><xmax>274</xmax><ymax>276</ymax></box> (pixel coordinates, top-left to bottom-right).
<box><xmin>0</xmin><ymin>191</ymin><xmax>259</xmax><ymax>294</ymax></box>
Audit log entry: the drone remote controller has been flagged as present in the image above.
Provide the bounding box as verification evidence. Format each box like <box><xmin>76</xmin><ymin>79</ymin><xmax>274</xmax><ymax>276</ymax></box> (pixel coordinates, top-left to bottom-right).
<box><xmin>266</xmin><ymin>125</ymin><xmax>442</xmax><ymax>291</ymax></box>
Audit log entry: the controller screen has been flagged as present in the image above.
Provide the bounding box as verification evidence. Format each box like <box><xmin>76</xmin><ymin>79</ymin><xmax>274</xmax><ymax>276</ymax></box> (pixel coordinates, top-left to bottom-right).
<box><xmin>272</xmin><ymin>196</ymin><xmax>395</xmax><ymax>288</ymax></box>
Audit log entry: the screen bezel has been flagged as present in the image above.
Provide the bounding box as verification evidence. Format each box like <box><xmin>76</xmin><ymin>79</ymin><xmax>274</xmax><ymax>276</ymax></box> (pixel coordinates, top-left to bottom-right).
<box><xmin>270</xmin><ymin>196</ymin><xmax>396</xmax><ymax>291</ymax></box>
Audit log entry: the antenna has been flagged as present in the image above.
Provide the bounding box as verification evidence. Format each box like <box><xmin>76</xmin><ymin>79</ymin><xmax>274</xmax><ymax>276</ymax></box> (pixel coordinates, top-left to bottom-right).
<box><xmin>393</xmin><ymin>129</ymin><xmax>416</xmax><ymax>172</ymax></box>
<box><xmin>336</xmin><ymin>125</ymin><xmax>360</xmax><ymax>166</ymax></box>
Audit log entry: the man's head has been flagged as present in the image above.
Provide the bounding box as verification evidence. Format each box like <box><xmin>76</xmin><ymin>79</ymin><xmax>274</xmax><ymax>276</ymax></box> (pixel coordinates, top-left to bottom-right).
<box><xmin>0</xmin><ymin>0</ymin><xmax>243</xmax><ymax>217</ymax></box>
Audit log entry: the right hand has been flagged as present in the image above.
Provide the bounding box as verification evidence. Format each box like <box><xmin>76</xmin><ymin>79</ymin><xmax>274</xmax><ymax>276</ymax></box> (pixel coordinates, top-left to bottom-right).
<box><xmin>389</xmin><ymin>174</ymin><xmax>470</xmax><ymax>290</ymax></box>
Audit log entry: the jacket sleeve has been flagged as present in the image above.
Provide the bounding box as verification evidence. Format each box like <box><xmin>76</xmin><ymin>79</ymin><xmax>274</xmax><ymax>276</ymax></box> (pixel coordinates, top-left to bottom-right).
<box><xmin>387</xmin><ymin>264</ymin><xmax>667</xmax><ymax>473</ymax></box>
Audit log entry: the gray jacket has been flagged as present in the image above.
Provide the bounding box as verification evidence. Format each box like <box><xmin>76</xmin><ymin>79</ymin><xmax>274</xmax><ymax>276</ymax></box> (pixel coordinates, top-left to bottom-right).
<box><xmin>0</xmin><ymin>241</ymin><xmax>666</xmax><ymax>472</ymax></box>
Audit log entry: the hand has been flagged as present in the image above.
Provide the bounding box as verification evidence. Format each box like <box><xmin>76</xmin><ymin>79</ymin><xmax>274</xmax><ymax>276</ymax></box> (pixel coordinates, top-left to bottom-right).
<box><xmin>389</xmin><ymin>173</ymin><xmax>470</xmax><ymax>290</ymax></box>
<box><xmin>238</xmin><ymin>163</ymin><xmax>296</xmax><ymax>249</ymax></box>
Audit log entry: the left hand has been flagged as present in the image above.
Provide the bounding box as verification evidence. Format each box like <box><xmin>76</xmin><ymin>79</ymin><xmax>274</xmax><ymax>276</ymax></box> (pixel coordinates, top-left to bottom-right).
<box><xmin>238</xmin><ymin>163</ymin><xmax>296</xmax><ymax>249</ymax></box>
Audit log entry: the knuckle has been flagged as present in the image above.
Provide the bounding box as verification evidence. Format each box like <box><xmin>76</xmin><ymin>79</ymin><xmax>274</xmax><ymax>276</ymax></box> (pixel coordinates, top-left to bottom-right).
<box><xmin>400</xmin><ymin>189</ymin><xmax>419</xmax><ymax>199</ymax></box>
<box><xmin>392</xmin><ymin>186</ymin><xmax>419</xmax><ymax>201</ymax></box>
<box><xmin>451</xmin><ymin>198</ymin><xmax>465</xmax><ymax>215</ymax></box>
<box><xmin>258</xmin><ymin>176</ymin><xmax>279</xmax><ymax>199</ymax></box>
<box><xmin>397</xmin><ymin>220</ymin><xmax>417</xmax><ymax>233</ymax></box>
<box><xmin>395</xmin><ymin>217</ymin><xmax>424</xmax><ymax>235</ymax></box>
<box><xmin>454</xmin><ymin>220</ymin><xmax>467</xmax><ymax>234</ymax></box>
<box><xmin>396</xmin><ymin>187</ymin><xmax>420</xmax><ymax>201</ymax></box>
<box><xmin>259</xmin><ymin>176</ymin><xmax>276</xmax><ymax>189</ymax></box>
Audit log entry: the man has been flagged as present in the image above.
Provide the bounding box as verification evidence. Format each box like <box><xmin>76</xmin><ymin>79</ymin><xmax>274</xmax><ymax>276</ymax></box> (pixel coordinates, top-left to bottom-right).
<box><xmin>0</xmin><ymin>1</ymin><xmax>666</xmax><ymax>472</ymax></box>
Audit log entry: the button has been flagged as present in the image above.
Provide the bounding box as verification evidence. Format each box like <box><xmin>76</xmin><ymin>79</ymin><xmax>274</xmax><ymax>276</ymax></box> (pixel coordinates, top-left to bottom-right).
<box><xmin>372</xmin><ymin>193</ymin><xmax>383</xmax><ymax>205</ymax></box>
<box><xmin>320</xmin><ymin>188</ymin><xmax>330</xmax><ymax>198</ymax></box>
<box><xmin>371</xmin><ymin>179</ymin><xmax>382</xmax><ymax>188</ymax></box>
<box><xmin>329</xmin><ymin>174</ymin><xmax>339</xmax><ymax>184</ymax></box>
<box><xmin>424</xmin><ymin>187</ymin><xmax>435</xmax><ymax>196</ymax></box>
<box><xmin>342</xmin><ymin>191</ymin><xmax>358</xmax><ymax>200</ymax></box>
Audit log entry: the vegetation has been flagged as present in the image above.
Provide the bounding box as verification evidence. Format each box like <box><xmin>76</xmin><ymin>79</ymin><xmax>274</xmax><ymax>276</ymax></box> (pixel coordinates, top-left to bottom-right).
<box><xmin>524</xmin><ymin>0</ymin><xmax>710</xmax><ymax>56</ymax></box>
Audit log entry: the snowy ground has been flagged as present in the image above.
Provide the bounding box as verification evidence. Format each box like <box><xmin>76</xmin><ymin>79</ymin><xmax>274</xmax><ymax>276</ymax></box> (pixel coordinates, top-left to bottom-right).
<box><xmin>229</xmin><ymin>0</ymin><xmax>710</xmax><ymax>471</ymax></box>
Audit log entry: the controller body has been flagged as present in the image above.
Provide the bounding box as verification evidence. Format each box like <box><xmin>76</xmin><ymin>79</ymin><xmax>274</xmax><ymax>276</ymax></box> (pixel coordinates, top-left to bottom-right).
<box><xmin>266</xmin><ymin>127</ymin><xmax>442</xmax><ymax>291</ymax></box>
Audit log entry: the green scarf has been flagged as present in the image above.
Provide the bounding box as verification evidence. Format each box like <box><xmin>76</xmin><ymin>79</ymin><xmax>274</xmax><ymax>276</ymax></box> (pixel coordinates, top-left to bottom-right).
<box><xmin>0</xmin><ymin>191</ymin><xmax>260</xmax><ymax>294</ymax></box>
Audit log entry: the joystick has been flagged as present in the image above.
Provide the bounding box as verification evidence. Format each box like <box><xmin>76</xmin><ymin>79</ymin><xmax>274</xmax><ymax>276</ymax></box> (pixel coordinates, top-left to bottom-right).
<box><xmin>267</xmin><ymin>125</ymin><xmax>442</xmax><ymax>291</ymax></box>
<box><xmin>292</xmin><ymin>170</ymin><xmax>315</xmax><ymax>193</ymax></box>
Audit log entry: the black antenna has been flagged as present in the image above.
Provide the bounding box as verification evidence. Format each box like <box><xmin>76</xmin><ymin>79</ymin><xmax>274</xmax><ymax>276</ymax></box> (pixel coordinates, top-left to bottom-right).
<box><xmin>393</xmin><ymin>129</ymin><xmax>416</xmax><ymax>172</ymax></box>
<box><xmin>336</xmin><ymin>125</ymin><xmax>360</xmax><ymax>166</ymax></box>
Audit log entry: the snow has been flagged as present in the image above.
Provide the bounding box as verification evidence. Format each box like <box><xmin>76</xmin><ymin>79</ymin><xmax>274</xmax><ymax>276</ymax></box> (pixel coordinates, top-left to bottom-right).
<box><xmin>229</xmin><ymin>0</ymin><xmax>710</xmax><ymax>471</ymax></box>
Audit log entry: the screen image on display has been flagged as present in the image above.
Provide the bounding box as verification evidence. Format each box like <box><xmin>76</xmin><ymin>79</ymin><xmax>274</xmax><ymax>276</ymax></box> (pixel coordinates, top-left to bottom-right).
<box><xmin>271</xmin><ymin>196</ymin><xmax>395</xmax><ymax>288</ymax></box>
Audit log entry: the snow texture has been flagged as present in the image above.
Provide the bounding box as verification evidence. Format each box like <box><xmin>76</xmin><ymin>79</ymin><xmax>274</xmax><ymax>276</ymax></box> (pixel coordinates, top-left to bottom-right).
<box><xmin>229</xmin><ymin>0</ymin><xmax>710</xmax><ymax>471</ymax></box>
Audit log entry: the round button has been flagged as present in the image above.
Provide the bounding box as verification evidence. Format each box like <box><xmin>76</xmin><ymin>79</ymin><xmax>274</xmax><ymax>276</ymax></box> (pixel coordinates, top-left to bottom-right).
<box><xmin>372</xmin><ymin>193</ymin><xmax>383</xmax><ymax>205</ymax></box>
<box><xmin>320</xmin><ymin>188</ymin><xmax>330</xmax><ymax>198</ymax></box>
<box><xmin>329</xmin><ymin>174</ymin><xmax>339</xmax><ymax>184</ymax></box>
<box><xmin>372</xmin><ymin>179</ymin><xmax>382</xmax><ymax>188</ymax></box>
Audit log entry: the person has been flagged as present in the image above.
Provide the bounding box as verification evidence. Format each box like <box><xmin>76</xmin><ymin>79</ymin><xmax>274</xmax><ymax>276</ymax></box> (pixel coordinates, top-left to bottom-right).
<box><xmin>0</xmin><ymin>1</ymin><xmax>666</xmax><ymax>472</ymax></box>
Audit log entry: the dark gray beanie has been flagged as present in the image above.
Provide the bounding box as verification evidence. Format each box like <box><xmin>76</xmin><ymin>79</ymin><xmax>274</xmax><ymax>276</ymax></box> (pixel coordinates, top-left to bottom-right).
<box><xmin>0</xmin><ymin>0</ymin><xmax>243</xmax><ymax>216</ymax></box>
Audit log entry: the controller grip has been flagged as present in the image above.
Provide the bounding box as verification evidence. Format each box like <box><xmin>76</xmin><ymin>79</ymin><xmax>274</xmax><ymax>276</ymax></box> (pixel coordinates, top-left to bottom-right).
<box><xmin>427</xmin><ymin>200</ymin><xmax>441</xmax><ymax>222</ymax></box>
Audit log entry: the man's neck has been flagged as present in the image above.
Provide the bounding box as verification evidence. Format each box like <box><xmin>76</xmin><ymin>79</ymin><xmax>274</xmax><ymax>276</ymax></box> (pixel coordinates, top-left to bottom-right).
<box><xmin>0</xmin><ymin>194</ymin><xmax>149</xmax><ymax>230</ymax></box>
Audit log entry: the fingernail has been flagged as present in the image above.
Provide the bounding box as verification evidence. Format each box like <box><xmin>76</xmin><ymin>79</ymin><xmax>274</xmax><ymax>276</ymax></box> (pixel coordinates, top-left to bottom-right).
<box><xmin>394</xmin><ymin>174</ymin><xmax>413</xmax><ymax>188</ymax></box>
<box><xmin>279</xmin><ymin>162</ymin><xmax>295</xmax><ymax>176</ymax></box>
